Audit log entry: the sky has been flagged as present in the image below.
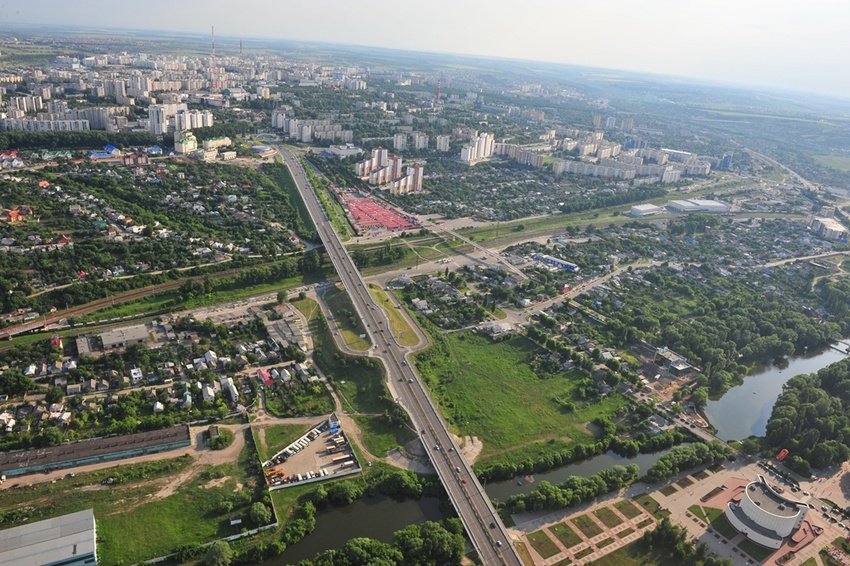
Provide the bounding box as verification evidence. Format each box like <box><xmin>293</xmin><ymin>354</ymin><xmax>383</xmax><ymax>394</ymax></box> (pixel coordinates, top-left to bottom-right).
<box><xmin>3</xmin><ymin>0</ymin><xmax>850</xmax><ymax>97</ymax></box>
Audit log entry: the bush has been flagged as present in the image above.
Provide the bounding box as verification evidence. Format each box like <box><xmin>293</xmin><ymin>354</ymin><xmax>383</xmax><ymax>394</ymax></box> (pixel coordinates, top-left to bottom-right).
<box><xmin>210</xmin><ymin>428</ymin><xmax>235</xmax><ymax>451</ymax></box>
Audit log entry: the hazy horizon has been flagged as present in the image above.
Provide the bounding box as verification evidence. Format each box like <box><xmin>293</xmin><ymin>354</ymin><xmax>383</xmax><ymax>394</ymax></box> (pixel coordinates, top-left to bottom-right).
<box><xmin>3</xmin><ymin>0</ymin><xmax>849</xmax><ymax>98</ymax></box>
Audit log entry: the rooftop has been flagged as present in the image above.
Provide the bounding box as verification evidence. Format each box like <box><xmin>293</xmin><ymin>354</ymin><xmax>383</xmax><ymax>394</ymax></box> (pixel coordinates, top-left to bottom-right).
<box><xmin>0</xmin><ymin>425</ymin><xmax>190</xmax><ymax>473</ymax></box>
<box><xmin>747</xmin><ymin>480</ymin><xmax>802</xmax><ymax>518</ymax></box>
<box><xmin>0</xmin><ymin>509</ymin><xmax>96</xmax><ymax>566</ymax></box>
<box><xmin>99</xmin><ymin>324</ymin><xmax>149</xmax><ymax>348</ymax></box>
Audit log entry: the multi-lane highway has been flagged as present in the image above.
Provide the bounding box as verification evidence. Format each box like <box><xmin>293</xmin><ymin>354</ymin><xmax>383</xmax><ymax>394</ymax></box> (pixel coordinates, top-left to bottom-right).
<box><xmin>277</xmin><ymin>146</ymin><xmax>522</xmax><ymax>566</ymax></box>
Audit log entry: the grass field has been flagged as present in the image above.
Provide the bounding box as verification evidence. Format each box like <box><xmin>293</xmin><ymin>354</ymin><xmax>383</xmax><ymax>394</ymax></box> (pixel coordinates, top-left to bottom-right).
<box><xmin>79</xmin><ymin>271</ymin><xmax>325</xmax><ymax>324</ymax></box>
<box><xmin>0</xmin><ymin>44</ymin><xmax>60</xmax><ymax>67</ymax></box>
<box><xmin>614</xmin><ymin>499</ymin><xmax>643</xmax><ymax>520</ymax></box>
<box><xmin>257</xmin><ymin>423</ymin><xmax>308</xmax><ymax>461</ymax></box>
<box><xmin>575</xmin><ymin>546</ymin><xmax>595</xmax><ymax>560</ymax></box>
<box><xmin>549</xmin><ymin>522</ymin><xmax>582</xmax><ymax>548</ymax></box>
<box><xmin>572</xmin><ymin>514</ymin><xmax>604</xmax><ymax>538</ymax></box>
<box><xmin>0</xmin><ymin>438</ymin><xmax>267</xmax><ymax>565</ymax></box>
<box><xmin>594</xmin><ymin>506</ymin><xmax>624</xmax><ymax>529</ymax></box>
<box><xmin>589</xmin><ymin>540</ymin><xmax>671</xmax><ymax>566</ymax></box>
<box><xmin>369</xmin><ymin>284</ymin><xmax>420</xmax><ymax>347</ymax></box>
<box><xmin>515</xmin><ymin>541</ymin><xmax>536</xmax><ymax>566</ymax></box>
<box><xmin>617</xmin><ymin>527</ymin><xmax>635</xmax><ymax>538</ymax></box>
<box><xmin>293</xmin><ymin>297</ymin><xmax>413</xmax><ymax>454</ymax></box>
<box><xmin>352</xmin><ymin>414</ymin><xmax>415</xmax><ymax>456</ymax></box>
<box><xmin>738</xmin><ymin>538</ymin><xmax>775</xmax><ymax>561</ymax></box>
<box><xmin>634</xmin><ymin>494</ymin><xmax>667</xmax><ymax>519</ymax></box>
<box><xmin>688</xmin><ymin>504</ymin><xmax>708</xmax><ymax>522</ymax></box>
<box><xmin>709</xmin><ymin>510</ymin><xmax>738</xmax><ymax>539</ymax></box>
<box><xmin>659</xmin><ymin>485</ymin><xmax>678</xmax><ymax>496</ymax></box>
<box><xmin>635</xmin><ymin>518</ymin><xmax>653</xmax><ymax>529</ymax></box>
<box><xmin>414</xmin><ymin>331</ymin><xmax>627</xmax><ymax>465</ymax></box>
<box><xmin>815</xmin><ymin>155</ymin><xmax>850</xmax><ymax>173</ymax></box>
<box><xmin>677</xmin><ymin>476</ymin><xmax>694</xmax><ymax>488</ymax></box>
<box><xmin>528</xmin><ymin>530</ymin><xmax>561</xmax><ymax>559</ymax></box>
<box><xmin>597</xmin><ymin>537</ymin><xmax>615</xmax><ymax>548</ymax></box>
<box><xmin>323</xmin><ymin>286</ymin><xmax>371</xmax><ymax>351</ymax></box>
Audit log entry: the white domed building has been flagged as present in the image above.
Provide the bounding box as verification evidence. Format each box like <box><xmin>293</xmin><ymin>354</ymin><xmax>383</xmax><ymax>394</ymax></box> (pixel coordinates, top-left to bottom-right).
<box><xmin>724</xmin><ymin>476</ymin><xmax>808</xmax><ymax>549</ymax></box>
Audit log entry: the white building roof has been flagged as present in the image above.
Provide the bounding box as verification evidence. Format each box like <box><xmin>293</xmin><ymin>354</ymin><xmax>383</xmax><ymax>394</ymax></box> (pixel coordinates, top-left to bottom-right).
<box><xmin>99</xmin><ymin>324</ymin><xmax>149</xmax><ymax>348</ymax></box>
<box><xmin>0</xmin><ymin>509</ymin><xmax>96</xmax><ymax>566</ymax></box>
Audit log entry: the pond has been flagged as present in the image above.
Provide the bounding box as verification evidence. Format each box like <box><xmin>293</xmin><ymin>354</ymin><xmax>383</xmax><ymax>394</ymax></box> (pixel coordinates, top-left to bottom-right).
<box><xmin>705</xmin><ymin>345</ymin><xmax>848</xmax><ymax>441</ymax></box>
<box><xmin>272</xmin><ymin>494</ymin><xmax>445</xmax><ymax>565</ymax></box>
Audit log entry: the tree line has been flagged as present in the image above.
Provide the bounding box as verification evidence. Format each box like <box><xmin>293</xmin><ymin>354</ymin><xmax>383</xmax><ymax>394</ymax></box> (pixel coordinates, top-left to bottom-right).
<box><xmin>644</xmin><ymin>441</ymin><xmax>731</xmax><ymax>483</ymax></box>
<box><xmin>506</xmin><ymin>464</ymin><xmax>640</xmax><ymax>513</ymax></box>
<box><xmin>0</xmin><ymin>130</ymin><xmax>156</xmax><ymax>150</ymax></box>
<box><xmin>763</xmin><ymin>358</ymin><xmax>850</xmax><ymax>475</ymax></box>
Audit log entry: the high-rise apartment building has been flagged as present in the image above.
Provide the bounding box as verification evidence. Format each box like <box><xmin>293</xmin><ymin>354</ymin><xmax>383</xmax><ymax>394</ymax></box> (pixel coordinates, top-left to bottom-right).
<box><xmin>459</xmin><ymin>132</ymin><xmax>495</xmax><ymax>164</ymax></box>
<box><xmin>147</xmin><ymin>102</ymin><xmax>188</xmax><ymax>135</ymax></box>
<box><xmin>393</xmin><ymin>133</ymin><xmax>407</xmax><ymax>152</ymax></box>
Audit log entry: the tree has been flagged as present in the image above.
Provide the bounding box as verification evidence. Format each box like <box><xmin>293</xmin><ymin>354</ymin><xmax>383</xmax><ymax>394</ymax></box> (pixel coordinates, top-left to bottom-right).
<box><xmin>249</xmin><ymin>502</ymin><xmax>272</xmax><ymax>526</ymax></box>
<box><xmin>301</xmin><ymin>249</ymin><xmax>322</xmax><ymax>273</ymax></box>
<box><xmin>277</xmin><ymin>291</ymin><xmax>287</xmax><ymax>304</ymax></box>
<box><xmin>0</xmin><ymin>368</ymin><xmax>34</xmax><ymax>396</ymax></box>
<box><xmin>45</xmin><ymin>387</ymin><xmax>65</xmax><ymax>404</ymax></box>
<box><xmin>204</xmin><ymin>540</ymin><xmax>233</xmax><ymax>566</ymax></box>
<box><xmin>691</xmin><ymin>387</ymin><xmax>709</xmax><ymax>410</ymax></box>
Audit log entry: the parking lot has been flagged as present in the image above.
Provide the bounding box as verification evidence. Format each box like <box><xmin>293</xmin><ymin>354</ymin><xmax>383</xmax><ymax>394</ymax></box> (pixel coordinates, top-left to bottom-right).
<box><xmin>263</xmin><ymin>418</ymin><xmax>361</xmax><ymax>488</ymax></box>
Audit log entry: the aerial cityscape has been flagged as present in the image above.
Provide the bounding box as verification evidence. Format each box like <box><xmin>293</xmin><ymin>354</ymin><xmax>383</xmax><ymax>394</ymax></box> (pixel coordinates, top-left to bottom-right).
<box><xmin>0</xmin><ymin>4</ymin><xmax>850</xmax><ymax>566</ymax></box>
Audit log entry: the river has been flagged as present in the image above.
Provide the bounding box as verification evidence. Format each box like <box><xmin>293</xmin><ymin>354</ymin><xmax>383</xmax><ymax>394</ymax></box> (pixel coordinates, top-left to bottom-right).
<box><xmin>273</xmin><ymin>494</ymin><xmax>445</xmax><ymax>565</ymax></box>
<box><xmin>273</xmin><ymin>448</ymin><xmax>672</xmax><ymax>564</ymax></box>
<box><xmin>705</xmin><ymin>345</ymin><xmax>849</xmax><ymax>441</ymax></box>
<box><xmin>483</xmin><ymin>449</ymin><xmax>671</xmax><ymax>501</ymax></box>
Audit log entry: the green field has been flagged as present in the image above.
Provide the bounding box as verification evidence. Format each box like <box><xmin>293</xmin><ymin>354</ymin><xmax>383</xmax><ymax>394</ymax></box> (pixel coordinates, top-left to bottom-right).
<box><xmin>688</xmin><ymin>504</ymin><xmax>707</xmax><ymax>522</ymax></box>
<box><xmin>0</xmin><ymin>437</ymin><xmax>267</xmax><ymax>565</ymax></box>
<box><xmin>257</xmin><ymin>423</ymin><xmax>308</xmax><ymax>461</ymax></box>
<box><xmin>515</xmin><ymin>541</ymin><xmax>536</xmax><ymax>566</ymax></box>
<box><xmin>815</xmin><ymin>154</ymin><xmax>850</xmax><ymax>173</ymax></box>
<box><xmin>709</xmin><ymin>510</ymin><xmax>738</xmax><ymax>539</ymax></box>
<box><xmin>634</xmin><ymin>494</ymin><xmax>667</xmax><ymax>519</ymax></box>
<box><xmin>572</xmin><ymin>514</ymin><xmax>604</xmax><ymax>538</ymax></box>
<box><xmin>738</xmin><ymin>538</ymin><xmax>775</xmax><ymax>561</ymax></box>
<box><xmin>614</xmin><ymin>499</ymin><xmax>643</xmax><ymax>520</ymax></box>
<box><xmin>293</xmin><ymin>297</ymin><xmax>413</xmax><ymax>454</ymax></box>
<box><xmin>528</xmin><ymin>530</ymin><xmax>561</xmax><ymax>559</ymax></box>
<box><xmin>594</xmin><ymin>506</ymin><xmax>624</xmax><ymax>529</ymax></box>
<box><xmin>589</xmin><ymin>540</ymin><xmax>673</xmax><ymax>566</ymax></box>
<box><xmin>659</xmin><ymin>485</ymin><xmax>678</xmax><ymax>496</ymax></box>
<box><xmin>79</xmin><ymin>271</ymin><xmax>325</xmax><ymax>325</ymax></box>
<box><xmin>549</xmin><ymin>522</ymin><xmax>582</xmax><ymax>548</ymax></box>
<box><xmin>414</xmin><ymin>331</ymin><xmax>627</xmax><ymax>465</ymax></box>
<box><xmin>323</xmin><ymin>286</ymin><xmax>371</xmax><ymax>351</ymax></box>
<box><xmin>369</xmin><ymin>285</ymin><xmax>420</xmax><ymax>347</ymax></box>
<box><xmin>617</xmin><ymin>527</ymin><xmax>635</xmax><ymax>538</ymax></box>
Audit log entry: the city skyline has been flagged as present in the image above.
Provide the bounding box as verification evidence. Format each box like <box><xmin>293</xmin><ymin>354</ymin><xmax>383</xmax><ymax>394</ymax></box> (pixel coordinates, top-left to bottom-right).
<box><xmin>3</xmin><ymin>0</ymin><xmax>850</xmax><ymax>99</ymax></box>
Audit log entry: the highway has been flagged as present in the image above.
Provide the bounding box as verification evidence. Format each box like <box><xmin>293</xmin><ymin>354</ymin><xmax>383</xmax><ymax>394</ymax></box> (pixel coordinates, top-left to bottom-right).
<box><xmin>277</xmin><ymin>146</ymin><xmax>522</xmax><ymax>566</ymax></box>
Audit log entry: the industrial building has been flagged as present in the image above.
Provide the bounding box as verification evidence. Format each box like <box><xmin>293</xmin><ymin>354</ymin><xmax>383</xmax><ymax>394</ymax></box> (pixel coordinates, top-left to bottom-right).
<box><xmin>666</xmin><ymin>199</ymin><xmax>730</xmax><ymax>213</ymax></box>
<box><xmin>531</xmin><ymin>253</ymin><xmax>580</xmax><ymax>273</ymax></box>
<box><xmin>0</xmin><ymin>509</ymin><xmax>97</xmax><ymax>566</ymax></box>
<box><xmin>99</xmin><ymin>324</ymin><xmax>149</xmax><ymax>350</ymax></box>
<box><xmin>0</xmin><ymin>425</ymin><xmax>190</xmax><ymax>477</ymax></box>
<box><xmin>628</xmin><ymin>203</ymin><xmax>664</xmax><ymax>217</ymax></box>
<box><xmin>724</xmin><ymin>476</ymin><xmax>809</xmax><ymax>549</ymax></box>
<box><xmin>811</xmin><ymin>216</ymin><xmax>848</xmax><ymax>241</ymax></box>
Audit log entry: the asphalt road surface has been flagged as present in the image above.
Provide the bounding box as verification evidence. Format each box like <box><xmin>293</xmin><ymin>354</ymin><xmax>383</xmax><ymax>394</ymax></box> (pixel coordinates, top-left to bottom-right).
<box><xmin>277</xmin><ymin>146</ymin><xmax>521</xmax><ymax>566</ymax></box>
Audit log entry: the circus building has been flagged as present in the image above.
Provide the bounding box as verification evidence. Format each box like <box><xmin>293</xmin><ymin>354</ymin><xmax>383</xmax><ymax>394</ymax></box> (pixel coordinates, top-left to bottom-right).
<box><xmin>724</xmin><ymin>475</ymin><xmax>809</xmax><ymax>549</ymax></box>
